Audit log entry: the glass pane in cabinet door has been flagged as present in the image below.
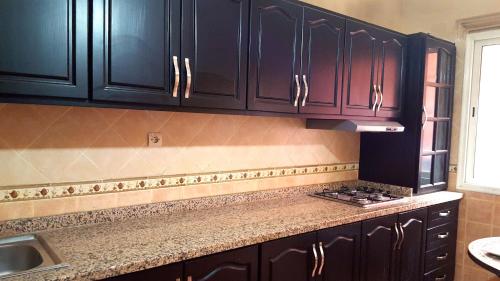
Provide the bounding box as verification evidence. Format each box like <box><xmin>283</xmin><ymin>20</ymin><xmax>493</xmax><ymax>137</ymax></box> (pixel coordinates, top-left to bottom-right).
<box><xmin>436</xmin><ymin>87</ymin><xmax>451</xmax><ymax>117</ymax></box>
<box><xmin>420</xmin><ymin>155</ymin><xmax>432</xmax><ymax>186</ymax></box>
<box><xmin>424</xmin><ymin>86</ymin><xmax>437</xmax><ymax>117</ymax></box>
<box><xmin>438</xmin><ymin>48</ymin><xmax>453</xmax><ymax>84</ymax></box>
<box><xmin>434</xmin><ymin>121</ymin><xmax>449</xmax><ymax>151</ymax></box>
<box><xmin>433</xmin><ymin>154</ymin><xmax>447</xmax><ymax>184</ymax></box>
<box><xmin>422</xmin><ymin>121</ymin><xmax>435</xmax><ymax>152</ymax></box>
<box><xmin>425</xmin><ymin>49</ymin><xmax>438</xmax><ymax>83</ymax></box>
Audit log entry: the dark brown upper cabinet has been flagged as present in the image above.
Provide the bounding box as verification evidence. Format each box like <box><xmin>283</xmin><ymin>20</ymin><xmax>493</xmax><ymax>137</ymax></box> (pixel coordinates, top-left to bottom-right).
<box><xmin>299</xmin><ymin>7</ymin><xmax>345</xmax><ymax>115</ymax></box>
<box><xmin>248</xmin><ymin>1</ymin><xmax>345</xmax><ymax>115</ymax></box>
<box><xmin>0</xmin><ymin>0</ymin><xmax>88</xmax><ymax>99</ymax></box>
<box><xmin>359</xmin><ymin>34</ymin><xmax>455</xmax><ymax>194</ymax></box>
<box><xmin>181</xmin><ymin>0</ymin><xmax>249</xmax><ymax>110</ymax></box>
<box><xmin>185</xmin><ymin>246</ymin><xmax>258</xmax><ymax>281</ymax></box>
<box><xmin>92</xmin><ymin>0</ymin><xmax>180</xmax><ymax>105</ymax></box>
<box><xmin>247</xmin><ymin>0</ymin><xmax>304</xmax><ymax>114</ymax></box>
<box><xmin>260</xmin><ymin>232</ymin><xmax>316</xmax><ymax>281</ymax></box>
<box><xmin>342</xmin><ymin>20</ymin><xmax>406</xmax><ymax>118</ymax></box>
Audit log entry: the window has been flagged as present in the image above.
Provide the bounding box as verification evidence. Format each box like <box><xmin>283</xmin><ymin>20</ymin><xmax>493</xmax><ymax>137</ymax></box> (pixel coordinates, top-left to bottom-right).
<box><xmin>459</xmin><ymin>29</ymin><xmax>500</xmax><ymax>194</ymax></box>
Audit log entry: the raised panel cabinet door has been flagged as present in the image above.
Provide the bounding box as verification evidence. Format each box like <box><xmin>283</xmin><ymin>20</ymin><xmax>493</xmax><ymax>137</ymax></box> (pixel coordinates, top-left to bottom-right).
<box><xmin>0</xmin><ymin>0</ymin><xmax>88</xmax><ymax>99</ymax></box>
<box><xmin>299</xmin><ymin>7</ymin><xmax>345</xmax><ymax>115</ymax></box>
<box><xmin>104</xmin><ymin>262</ymin><xmax>182</xmax><ymax>281</ymax></box>
<box><xmin>248</xmin><ymin>0</ymin><xmax>303</xmax><ymax>113</ymax></box>
<box><xmin>185</xmin><ymin>246</ymin><xmax>258</xmax><ymax>281</ymax></box>
<box><xmin>360</xmin><ymin>214</ymin><xmax>398</xmax><ymax>281</ymax></box>
<box><xmin>93</xmin><ymin>0</ymin><xmax>180</xmax><ymax>105</ymax></box>
<box><xmin>395</xmin><ymin>208</ymin><xmax>427</xmax><ymax>281</ymax></box>
<box><xmin>376</xmin><ymin>32</ymin><xmax>407</xmax><ymax>118</ymax></box>
<box><xmin>317</xmin><ymin>223</ymin><xmax>361</xmax><ymax>281</ymax></box>
<box><xmin>181</xmin><ymin>0</ymin><xmax>249</xmax><ymax>110</ymax></box>
<box><xmin>260</xmin><ymin>232</ymin><xmax>317</xmax><ymax>281</ymax></box>
<box><xmin>342</xmin><ymin>20</ymin><xmax>379</xmax><ymax>117</ymax></box>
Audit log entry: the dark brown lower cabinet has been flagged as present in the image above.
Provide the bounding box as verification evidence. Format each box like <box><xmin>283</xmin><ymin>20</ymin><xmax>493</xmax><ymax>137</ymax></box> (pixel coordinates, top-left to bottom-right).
<box><xmin>360</xmin><ymin>214</ymin><xmax>398</xmax><ymax>281</ymax></box>
<box><xmin>318</xmin><ymin>223</ymin><xmax>361</xmax><ymax>281</ymax></box>
<box><xmin>185</xmin><ymin>246</ymin><xmax>258</xmax><ymax>281</ymax></box>
<box><xmin>395</xmin><ymin>208</ymin><xmax>428</xmax><ymax>281</ymax></box>
<box><xmin>105</xmin><ymin>262</ymin><xmax>182</xmax><ymax>281</ymax></box>
<box><xmin>260</xmin><ymin>232</ymin><xmax>316</xmax><ymax>281</ymax></box>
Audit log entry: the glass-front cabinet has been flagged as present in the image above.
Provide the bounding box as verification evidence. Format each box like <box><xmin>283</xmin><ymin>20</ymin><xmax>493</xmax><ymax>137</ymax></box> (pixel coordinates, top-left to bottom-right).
<box><xmin>418</xmin><ymin>42</ymin><xmax>455</xmax><ymax>192</ymax></box>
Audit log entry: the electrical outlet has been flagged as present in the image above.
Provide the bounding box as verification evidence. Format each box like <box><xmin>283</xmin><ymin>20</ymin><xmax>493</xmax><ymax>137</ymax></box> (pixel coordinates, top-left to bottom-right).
<box><xmin>148</xmin><ymin>132</ymin><xmax>162</xmax><ymax>147</ymax></box>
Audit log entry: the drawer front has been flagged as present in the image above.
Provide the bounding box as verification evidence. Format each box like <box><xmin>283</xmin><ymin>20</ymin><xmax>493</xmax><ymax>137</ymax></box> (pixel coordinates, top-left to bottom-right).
<box><xmin>428</xmin><ymin>201</ymin><xmax>459</xmax><ymax>228</ymax></box>
<box><xmin>426</xmin><ymin>222</ymin><xmax>457</xmax><ymax>251</ymax></box>
<box><xmin>425</xmin><ymin>244</ymin><xmax>454</xmax><ymax>272</ymax></box>
<box><xmin>424</xmin><ymin>264</ymin><xmax>453</xmax><ymax>281</ymax></box>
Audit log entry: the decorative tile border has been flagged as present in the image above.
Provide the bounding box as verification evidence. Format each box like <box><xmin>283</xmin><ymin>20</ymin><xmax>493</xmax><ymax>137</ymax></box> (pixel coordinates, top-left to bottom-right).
<box><xmin>449</xmin><ymin>164</ymin><xmax>458</xmax><ymax>173</ymax></box>
<box><xmin>0</xmin><ymin>162</ymin><xmax>359</xmax><ymax>203</ymax></box>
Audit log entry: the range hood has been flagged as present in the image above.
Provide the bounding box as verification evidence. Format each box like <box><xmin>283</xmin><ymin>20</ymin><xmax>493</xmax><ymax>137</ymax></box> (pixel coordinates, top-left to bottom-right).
<box><xmin>306</xmin><ymin>119</ymin><xmax>405</xmax><ymax>133</ymax></box>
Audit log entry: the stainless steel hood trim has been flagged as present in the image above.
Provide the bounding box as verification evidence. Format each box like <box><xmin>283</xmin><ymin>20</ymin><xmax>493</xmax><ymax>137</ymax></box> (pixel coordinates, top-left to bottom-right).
<box><xmin>306</xmin><ymin>119</ymin><xmax>405</xmax><ymax>133</ymax></box>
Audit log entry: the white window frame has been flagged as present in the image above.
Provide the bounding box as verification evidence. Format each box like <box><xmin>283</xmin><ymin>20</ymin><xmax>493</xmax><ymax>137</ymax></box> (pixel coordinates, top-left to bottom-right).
<box><xmin>458</xmin><ymin>28</ymin><xmax>500</xmax><ymax>195</ymax></box>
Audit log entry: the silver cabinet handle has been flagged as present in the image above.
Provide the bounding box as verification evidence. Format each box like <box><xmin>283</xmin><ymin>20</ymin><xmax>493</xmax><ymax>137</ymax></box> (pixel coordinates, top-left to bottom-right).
<box><xmin>184</xmin><ymin>58</ymin><xmax>192</xmax><ymax>99</ymax></box>
<box><xmin>372</xmin><ymin>84</ymin><xmax>379</xmax><ymax>111</ymax></box>
<box><xmin>377</xmin><ymin>85</ymin><xmax>383</xmax><ymax>111</ymax></box>
<box><xmin>311</xmin><ymin>243</ymin><xmax>318</xmax><ymax>277</ymax></box>
<box><xmin>436</xmin><ymin>253</ymin><xmax>449</xmax><ymax>261</ymax></box>
<box><xmin>435</xmin><ymin>274</ymin><xmax>447</xmax><ymax>281</ymax></box>
<box><xmin>437</xmin><ymin>232</ymin><xmax>450</xmax><ymax>239</ymax></box>
<box><xmin>422</xmin><ymin>105</ymin><xmax>428</xmax><ymax>128</ymax></box>
<box><xmin>294</xmin><ymin>75</ymin><xmax>301</xmax><ymax>107</ymax></box>
<box><xmin>301</xmin><ymin>75</ymin><xmax>309</xmax><ymax>107</ymax></box>
<box><xmin>439</xmin><ymin>211</ymin><xmax>451</xmax><ymax>217</ymax></box>
<box><xmin>393</xmin><ymin>222</ymin><xmax>400</xmax><ymax>250</ymax></box>
<box><xmin>172</xmin><ymin>56</ymin><xmax>180</xmax><ymax>98</ymax></box>
<box><xmin>318</xmin><ymin>242</ymin><xmax>325</xmax><ymax>275</ymax></box>
<box><xmin>397</xmin><ymin>223</ymin><xmax>405</xmax><ymax>250</ymax></box>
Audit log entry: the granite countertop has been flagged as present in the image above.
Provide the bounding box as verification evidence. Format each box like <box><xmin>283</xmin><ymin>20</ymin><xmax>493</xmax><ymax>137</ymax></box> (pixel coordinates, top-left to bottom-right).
<box><xmin>5</xmin><ymin>190</ymin><xmax>462</xmax><ymax>281</ymax></box>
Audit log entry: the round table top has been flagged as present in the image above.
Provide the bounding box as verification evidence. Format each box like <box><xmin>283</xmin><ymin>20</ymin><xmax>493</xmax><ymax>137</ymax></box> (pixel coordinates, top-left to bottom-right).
<box><xmin>468</xmin><ymin>237</ymin><xmax>500</xmax><ymax>276</ymax></box>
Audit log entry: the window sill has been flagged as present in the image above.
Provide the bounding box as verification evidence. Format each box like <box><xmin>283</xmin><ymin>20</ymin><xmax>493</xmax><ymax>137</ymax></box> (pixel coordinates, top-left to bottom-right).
<box><xmin>457</xmin><ymin>184</ymin><xmax>500</xmax><ymax>196</ymax></box>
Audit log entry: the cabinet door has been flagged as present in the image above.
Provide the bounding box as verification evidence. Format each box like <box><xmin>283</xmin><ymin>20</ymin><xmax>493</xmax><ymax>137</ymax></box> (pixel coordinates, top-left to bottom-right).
<box><xmin>376</xmin><ymin>33</ymin><xmax>407</xmax><ymax>118</ymax></box>
<box><xmin>318</xmin><ymin>223</ymin><xmax>361</xmax><ymax>281</ymax></box>
<box><xmin>0</xmin><ymin>0</ymin><xmax>88</xmax><ymax>99</ymax></box>
<box><xmin>418</xmin><ymin>39</ymin><xmax>455</xmax><ymax>194</ymax></box>
<box><xmin>299</xmin><ymin>8</ymin><xmax>345</xmax><ymax>115</ymax></box>
<box><xmin>105</xmin><ymin>262</ymin><xmax>182</xmax><ymax>281</ymax></box>
<box><xmin>93</xmin><ymin>0</ymin><xmax>180</xmax><ymax>105</ymax></box>
<box><xmin>260</xmin><ymin>232</ymin><xmax>316</xmax><ymax>281</ymax></box>
<box><xmin>342</xmin><ymin>20</ymin><xmax>379</xmax><ymax>117</ymax></box>
<box><xmin>360</xmin><ymin>214</ymin><xmax>398</xmax><ymax>281</ymax></box>
<box><xmin>181</xmin><ymin>0</ymin><xmax>249</xmax><ymax>109</ymax></box>
<box><xmin>185</xmin><ymin>246</ymin><xmax>258</xmax><ymax>281</ymax></box>
<box><xmin>396</xmin><ymin>208</ymin><xmax>427</xmax><ymax>281</ymax></box>
<box><xmin>248</xmin><ymin>0</ymin><xmax>303</xmax><ymax>113</ymax></box>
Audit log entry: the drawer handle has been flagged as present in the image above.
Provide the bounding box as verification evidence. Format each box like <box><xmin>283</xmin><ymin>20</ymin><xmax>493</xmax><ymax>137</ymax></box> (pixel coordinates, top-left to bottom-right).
<box><xmin>172</xmin><ymin>56</ymin><xmax>180</xmax><ymax>97</ymax></box>
<box><xmin>185</xmin><ymin>58</ymin><xmax>192</xmax><ymax>99</ymax></box>
<box><xmin>436</xmin><ymin>253</ymin><xmax>448</xmax><ymax>261</ymax></box>
<box><xmin>437</xmin><ymin>232</ymin><xmax>450</xmax><ymax>239</ymax></box>
<box><xmin>318</xmin><ymin>242</ymin><xmax>325</xmax><ymax>275</ymax></box>
<box><xmin>294</xmin><ymin>75</ymin><xmax>301</xmax><ymax>107</ymax></box>
<box><xmin>439</xmin><ymin>211</ymin><xmax>451</xmax><ymax>217</ymax></box>
<box><xmin>435</xmin><ymin>274</ymin><xmax>447</xmax><ymax>281</ymax></box>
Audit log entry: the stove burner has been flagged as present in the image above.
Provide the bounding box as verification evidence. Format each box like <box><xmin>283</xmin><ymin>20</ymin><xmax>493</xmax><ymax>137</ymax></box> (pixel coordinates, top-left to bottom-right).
<box><xmin>311</xmin><ymin>186</ymin><xmax>405</xmax><ymax>208</ymax></box>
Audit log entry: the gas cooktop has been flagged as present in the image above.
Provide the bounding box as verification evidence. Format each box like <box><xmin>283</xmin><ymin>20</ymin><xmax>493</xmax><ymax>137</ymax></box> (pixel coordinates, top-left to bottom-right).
<box><xmin>310</xmin><ymin>186</ymin><xmax>406</xmax><ymax>208</ymax></box>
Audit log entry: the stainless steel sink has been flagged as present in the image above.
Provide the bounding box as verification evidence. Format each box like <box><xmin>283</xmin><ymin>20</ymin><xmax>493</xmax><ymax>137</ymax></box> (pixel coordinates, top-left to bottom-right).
<box><xmin>0</xmin><ymin>234</ymin><xmax>67</xmax><ymax>279</ymax></box>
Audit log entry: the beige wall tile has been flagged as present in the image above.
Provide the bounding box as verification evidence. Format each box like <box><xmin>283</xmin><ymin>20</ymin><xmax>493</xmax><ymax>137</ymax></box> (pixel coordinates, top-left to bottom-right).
<box><xmin>78</xmin><ymin>193</ymin><xmax>118</xmax><ymax>212</ymax></box>
<box><xmin>0</xmin><ymin>201</ymin><xmax>34</xmax><ymax>221</ymax></box>
<box><xmin>33</xmin><ymin>197</ymin><xmax>79</xmax><ymax>217</ymax></box>
<box><xmin>466</xmin><ymin>199</ymin><xmax>494</xmax><ymax>224</ymax></box>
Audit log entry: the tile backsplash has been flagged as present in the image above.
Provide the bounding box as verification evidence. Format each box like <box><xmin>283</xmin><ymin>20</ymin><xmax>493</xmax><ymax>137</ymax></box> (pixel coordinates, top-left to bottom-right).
<box><xmin>0</xmin><ymin>103</ymin><xmax>359</xmax><ymax>187</ymax></box>
<box><xmin>0</xmin><ymin>103</ymin><xmax>360</xmax><ymax>220</ymax></box>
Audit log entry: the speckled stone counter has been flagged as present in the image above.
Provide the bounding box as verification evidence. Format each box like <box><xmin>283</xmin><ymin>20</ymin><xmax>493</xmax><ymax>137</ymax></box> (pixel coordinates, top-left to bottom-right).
<box><xmin>3</xmin><ymin>190</ymin><xmax>462</xmax><ymax>281</ymax></box>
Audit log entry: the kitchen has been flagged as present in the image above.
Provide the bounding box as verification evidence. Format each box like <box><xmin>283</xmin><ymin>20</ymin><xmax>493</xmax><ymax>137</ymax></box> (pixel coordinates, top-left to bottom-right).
<box><xmin>0</xmin><ymin>0</ymin><xmax>499</xmax><ymax>280</ymax></box>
